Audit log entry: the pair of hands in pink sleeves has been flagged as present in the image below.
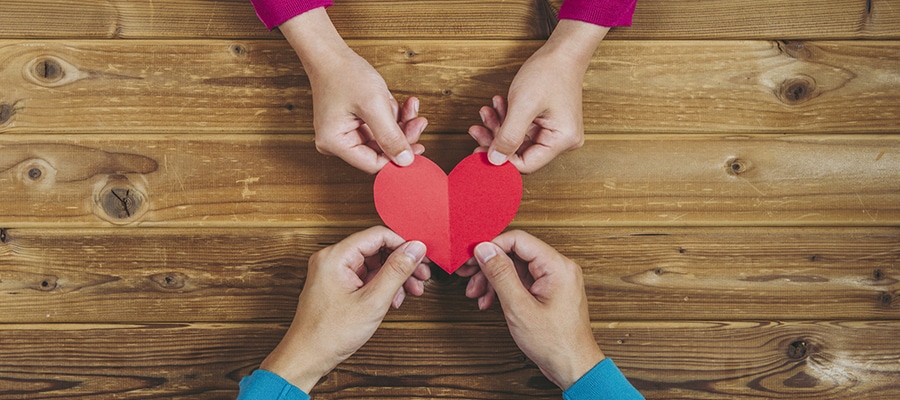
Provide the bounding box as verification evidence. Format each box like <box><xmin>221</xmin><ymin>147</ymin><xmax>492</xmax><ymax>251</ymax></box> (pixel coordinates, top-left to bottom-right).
<box><xmin>281</xmin><ymin>7</ymin><xmax>610</xmax><ymax>174</ymax></box>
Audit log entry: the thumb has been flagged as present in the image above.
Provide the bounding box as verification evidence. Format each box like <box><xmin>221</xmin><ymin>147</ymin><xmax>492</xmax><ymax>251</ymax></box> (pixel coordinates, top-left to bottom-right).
<box><xmin>358</xmin><ymin>100</ymin><xmax>415</xmax><ymax>167</ymax></box>
<box><xmin>365</xmin><ymin>241</ymin><xmax>426</xmax><ymax>303</ymax></box>
<box><xmin>487</xmin><ymin>104</ymin><xmax>537</xmax><ymax>166</ymax></box>
<box><xmin>474</xmin><ymin>242</ymin><xmax>531</xmax><ymax>306</ymax></box>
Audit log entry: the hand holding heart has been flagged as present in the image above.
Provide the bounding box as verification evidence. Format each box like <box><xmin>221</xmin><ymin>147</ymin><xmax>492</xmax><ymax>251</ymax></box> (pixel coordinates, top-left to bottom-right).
<box><xmin>457</xmin><ymin>230</ymin><xmax>606</xmax><ymax>390</ymax></box>
<box><xmin>374</xmin><ymin>152</ymin><xmax>522</xmax><ymax>274</ymax></box>
<box><xmin>259</xmin><ymin>227</ymin><xmax>431</xmax><ymax>393</ymax></box>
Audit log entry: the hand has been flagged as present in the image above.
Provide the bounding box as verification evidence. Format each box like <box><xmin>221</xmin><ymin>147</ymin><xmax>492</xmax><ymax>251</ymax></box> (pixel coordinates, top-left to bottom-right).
<box><xmin>280</xmin><ymin>8</ymin><xmax>428</xmax><ymax>174</ymax></box>
<box><xmin>457</xmin><ymin>230</ymin><xmax>605</xmax><ymax>390</ymax></box>
<box><xmin>259</xmin><ymin>227</ymin><xmax>431</xmax><ymax>392</ymax></box>
<box><xmin>468</xmin><ymin>20</ymin><xmax>610</xmax><ymax>174</ymax></box>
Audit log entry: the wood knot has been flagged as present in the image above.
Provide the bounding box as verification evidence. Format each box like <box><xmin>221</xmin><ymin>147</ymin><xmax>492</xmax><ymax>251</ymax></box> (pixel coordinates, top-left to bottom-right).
<box><xmin>28</xmin><ymin>167</ymin><xmax>43</xmax><ymax>180</ymax></box>
<box><xmin>779</xmin><ymin>76</ymin><xmax>817</xmax><ymax>105</ymax></box>
<box><xmin>231</xmin><ymin>44</ymin><xmax>247</xmax><ymax>56</ymax></box>
<box><xmin>37</xmin><ymin>276</ymin><xmax>59</xmax><ymax>292</ymax></box>
<box><xmin>0</xmin><ymin>228</ymin><xmax>8</xmax><ymax>243</ymax></box>
<box><xmin>404</xmin><ymin>49</ymin><xmax>418</xmax><ymax>58</ymax></box>
<box><xmin>150</xmin><ymin>272</ymin><xmax>187</xmax><ymax>290</ymax></box>
<box><xmin>725</xmin><ymin>157</ymin><xmax>750</xmax><ymax>175</ymax></box>
<box><xmin>16</xmin><ymin>159</ymin><xmax>56</xmax><ymax>187</ymax></box>
<box><xmin>873</xmin><ymin>269</ymin><xmax>885</xmax><ymax>280</ymax></box>
<box><xmin>786</xmin><ymin>340</ymin><xmax>809</xmax><ymax>360</ymax></box>
<box><xmin>441</xmin><ymin>89</ymin><xmax>453</xmax><ymax>96</ymax></box>
<box><xmin>100</xmin><ymin>187</ymin><xmax>143</xmax><ymax>220</ymax></box>
<box><xmin>0</xmin><ymin>103</ymin><xmax>13</xmax><ymax>125</ymax></box>
<box><xmin>95</xmin><ymin>176</ymin><xmax>147</xmax><ymax>224</ymax></box>
<box><xmin>877</xmin><ymin>291</ymin><xmax>893</xmax><ymax>307</ymax></box>
<box><xmin>33</xmin><ymin>58</ymin><xmax>65</xmax><ymax>82</ymax></box>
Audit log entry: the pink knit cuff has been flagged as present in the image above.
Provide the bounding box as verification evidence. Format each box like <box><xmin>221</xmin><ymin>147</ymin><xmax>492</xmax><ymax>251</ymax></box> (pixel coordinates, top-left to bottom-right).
<box><xmin>250</xmin><ymin>0</ymin><xmax>333</xmax><ymax>30</ymax></box>
<box><xmin>559</xmin><ymin>0</ymin><xmax>637</xmax><ymax>27</ymax></box>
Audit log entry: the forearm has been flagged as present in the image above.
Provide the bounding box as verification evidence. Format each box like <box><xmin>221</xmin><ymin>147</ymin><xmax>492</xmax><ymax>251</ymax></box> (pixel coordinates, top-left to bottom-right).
<box><xmin>540</xmin><ymin>19</ymin><xmax>610</xmax><ymax>75</ymax></box>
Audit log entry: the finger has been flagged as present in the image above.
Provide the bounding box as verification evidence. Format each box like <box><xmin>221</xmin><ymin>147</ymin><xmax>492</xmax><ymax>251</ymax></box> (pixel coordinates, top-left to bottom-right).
<box><xmin>465</xmin><ymin>271</ymin><xmax>488</xmax><ymax>299</ymax></box>
<box><xmin>455</xmin><ymin>259</ymin><xmax>481</xmax><ymax>278</ymax></box>
<box><xmin>392</xmin><ymin>287</ymin><xmax>406</xmax><ymax>309</ymax></box>
<box><xmin>488</xmin><ymin>101</ymin><xmax>540</xmax><ymax>166</ymax></box>
<box><xmin>320</xmin><ymin>130</ymin><xmax>385</xmax><ymax>174</ymax></box>
<box><xmin>480</xmin><ymin>105</ymin><xmax>502</xmax><ymax>133</ymax></box>
<box><xmin>490</xmin><ymin>230</ymin><xmax>564</xmax><ymax>282</ymax></box>
<box><xmin>365</xmin><ymin>240</ymin><xmax>427</xmax><ymax>304</ymax></box>
<box><xmin>412</xmin><ymin>261</ymin><xmax>432</xmax><ymax>281</ymax></box>
<box><xmin>467</xmin><ymin>125</ymin><xmax>495</xmax><ymax>148</ymax></box>
<box><xmin>473</xmin><ymin>242</ymin><xmax>532</xmax><ymax>306</ymax></box>
<box><xmin>492</xmin><ymin>95</ymin><xmax>508</xmax><ymax>122</ymax></box>
<box><xmin>402</xmin><ymin>116</ymin><xmax>428</xmax><ymax>146</ymax></box>
<box><xmin>398</xmin><ymin>97</ymin><xmax>420</xmax><ymax>124</ymax></box>
<box><xmin>511</xmin><ymin>142</ymin><xmax>561</xmax><ymax>174</ymax></box>
<box><xmin>477</xmin><ymin>283</ymin><xmax>496</xmax><ymax>311</ymax></box>
<box><xmin>403</xmin><ymin>276</ymin><xmax>425</xmax><ymax>296</ymax></box>
<box><xmin>358</xmin><ymin>99</ymin><xmax>415</xmax><ymax>167</ymax></box>
<box><xmin>338</xmin><ymin>226</ymin><xmax>406</xmax><ymax>262</ymax></box>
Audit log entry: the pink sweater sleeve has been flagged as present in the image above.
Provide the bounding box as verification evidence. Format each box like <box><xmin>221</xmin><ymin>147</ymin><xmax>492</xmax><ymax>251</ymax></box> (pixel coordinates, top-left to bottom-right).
<box><xmin>559</xmin><ymin>0</ymin><xmax>638</xmax><ymax>27</ymax></box>
<box><xmin>250</xmin><ymin>0</ymin><xmax>333</xmax><ymax>30</ymax></box>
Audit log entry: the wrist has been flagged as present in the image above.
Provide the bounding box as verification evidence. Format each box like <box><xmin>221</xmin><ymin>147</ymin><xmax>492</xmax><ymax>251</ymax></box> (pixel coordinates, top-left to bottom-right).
<box><xmin>551</xmin><ymin>344</ymin><xmax>606</xmax><ymax>390</ymax></box>
<box><xmin>279</xmin><ymin>7</ymin><xmax>355</xmax><ymax>77</ymax></box>
<box><xmin>259</xmin><ymin>333</ymin><xmax>335</xmax><ymax>393</ymax></box>
<box><xmin>541</xmin><ymin>19</ymin><xmax>610</xmax><ymax>71</ymax></box>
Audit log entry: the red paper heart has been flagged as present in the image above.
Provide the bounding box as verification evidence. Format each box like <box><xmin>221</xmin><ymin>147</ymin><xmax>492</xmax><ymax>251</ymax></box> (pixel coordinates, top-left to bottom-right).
<box><xmin>374</xmin><ymin>153</ymin><xmax>522</xmax><ymax>274</ymax></box>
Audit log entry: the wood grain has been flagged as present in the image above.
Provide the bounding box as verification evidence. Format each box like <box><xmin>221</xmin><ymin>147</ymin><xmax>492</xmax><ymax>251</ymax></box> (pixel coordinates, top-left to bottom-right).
<box><xmin>0</xmin><ymin>321</ymin><xmax>897</xmax><ymax>399</ymax></box>
<box><xmin>561</xmin><ymin>0</ymin><xmax>900</xmax><ymax>40</ymax></box>
<box><xmin>2</xmin><ymin>0</ymin><xmax>898</xmax><ymax>40</ymax></box>
<box><xmin>0</xmin><ymin>0</ymin><xmax>550</xmax><ymax>40</ymax></box>
<box><xmin>2</xmin><ymin>40</ymin><xmax>899</xmax><ymax>134</ymax></box>
<box><xmin>1</xmin><ymin>227</ymin><xmax>896</xmax><ymax>323</ymax></box>
<box><xmin>1</xmin><ymin>135</ymin><xmax>896</xmax><ymax>227</ymax></box>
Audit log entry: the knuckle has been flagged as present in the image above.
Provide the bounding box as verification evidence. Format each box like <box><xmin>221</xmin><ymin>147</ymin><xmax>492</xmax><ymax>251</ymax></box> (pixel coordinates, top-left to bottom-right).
<box><xmin>494</xmin><ymin>132</ymin><xmax>522</xmax><ymax>151</ymax></box>
<box><xmin>482</xmin><ymin>255</ymin><xmax>514</xmax><ymax>282</ymax></box>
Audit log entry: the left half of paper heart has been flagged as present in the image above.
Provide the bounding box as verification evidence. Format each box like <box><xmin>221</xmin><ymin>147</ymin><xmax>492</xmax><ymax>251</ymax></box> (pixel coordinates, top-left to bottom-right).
<box><xmin>373</xmin><ymin>157</ymin><xmax>452</xmax><ymax>269</ymax></box>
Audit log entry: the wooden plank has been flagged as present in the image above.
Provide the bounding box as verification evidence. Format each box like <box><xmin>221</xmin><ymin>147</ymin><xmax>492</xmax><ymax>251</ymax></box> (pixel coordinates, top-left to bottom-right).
<box><xmin>0</xmin><ymin>135</ymin><xmax>897</xmax><ymax>227</ymax></box>
<box><xmin>2</xmin><ymin>40</ymin><xmax>900</xmax><ymax>134</ymax></box>
<box><xmin>557</xmin><ymin>0</ymin><xmax>900</xmax><ymax>40</ymax></box>
<box><xmin>0</xmin><ymin>0</ymin><xmax>549</xmax><ymax>40</ymax></box>
<box><xmin>0</xmin><ymin>321</ymin><xmax>897</xmax><ymax>398</ymax></box>
<box><xmin>2</xmin><ymin>1</ymin><xmax>898</xmax><ymax>40</ymax></box>
<box><xmin>1</xmin><ymin>227</ymin><xmax>896</xmax><ymax>323</ymax></box>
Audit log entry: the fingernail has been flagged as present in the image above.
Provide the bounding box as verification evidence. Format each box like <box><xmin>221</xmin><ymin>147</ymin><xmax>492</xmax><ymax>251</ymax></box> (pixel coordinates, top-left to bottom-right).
<box><xmin>474</xmin><ymin>242</ymin><xmax>498</xmax><ymax>264</ymax></box>
<box><xmin>477</xmin><ymin>297</ymin><xmax>488</xmax><ymax>310</ymax></box>
<box><xmin>414</xmin><ymin>98</ymin><xmax>420</xmax><ymax>113</ymax></box>
<box><xmin>393</xmin><ymin>290</ymin><xmax>405</xmax><ymax>309</ymax></box>
<box><xmin>404</xmin><ymin>240</ymin><xmax>427</xmax><ymax>261</ymax></box>
<box><xmin>488</xmin><ymin>150</ymin><xmax>508</xmax><ymax>165</ymax></box>
<box><xmin>395</xmin><ymin>150</ymin><xmax>415</xmax><ymax>166</ymax></box>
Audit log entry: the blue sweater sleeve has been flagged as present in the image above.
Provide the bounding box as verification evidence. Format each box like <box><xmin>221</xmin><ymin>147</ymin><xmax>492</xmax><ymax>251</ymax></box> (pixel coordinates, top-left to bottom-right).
<box><xmin>563</xmin><ymin>358</ymin><xmax>644</xmax><ymax>400</ymax></box>
<box><xmin>237</xmin><ymin>369</ymin><xmax>310</xmax><ymax>400</ymax></box>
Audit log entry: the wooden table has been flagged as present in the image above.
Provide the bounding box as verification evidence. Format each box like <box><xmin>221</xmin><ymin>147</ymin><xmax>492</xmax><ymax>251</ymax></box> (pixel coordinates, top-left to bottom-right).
<box><xmin>1</xmin><ymin>1</ymin><xmax>899</xmax><ymax>398</ymax></box>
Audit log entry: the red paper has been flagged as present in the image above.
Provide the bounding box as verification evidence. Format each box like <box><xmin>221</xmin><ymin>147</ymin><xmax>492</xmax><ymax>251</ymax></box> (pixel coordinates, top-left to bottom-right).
<box><xmin>374</xmin><ymin>153</ymin><xmax>522</xmax><ymax>274</ymax></box>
